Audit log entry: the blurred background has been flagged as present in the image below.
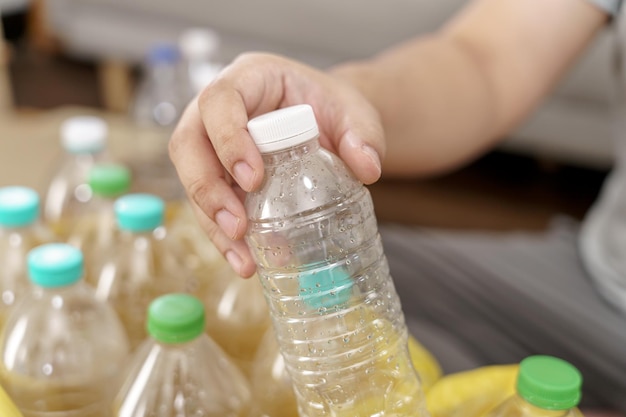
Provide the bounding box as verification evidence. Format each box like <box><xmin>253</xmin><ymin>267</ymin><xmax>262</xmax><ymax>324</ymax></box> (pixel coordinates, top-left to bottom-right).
<box><xmin>0</xmin><ymin>0</ymin><xmax>615</xmax><ymax>231</ymax></box>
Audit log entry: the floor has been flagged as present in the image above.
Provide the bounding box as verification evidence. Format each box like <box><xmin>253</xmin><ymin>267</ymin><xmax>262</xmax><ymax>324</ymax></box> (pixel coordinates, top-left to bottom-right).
<box><xmin>5</xmin><ymin>37</ymin><xmax>610</xmax><ymax>233</ymax></box>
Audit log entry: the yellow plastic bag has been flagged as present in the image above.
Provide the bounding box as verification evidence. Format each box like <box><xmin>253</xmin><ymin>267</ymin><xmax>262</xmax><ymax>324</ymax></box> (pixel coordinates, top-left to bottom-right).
<box><xmin>426</xmin><ymin>364</ymin><xmax>519</xmax><ymax>417</ymax></box>
<box><xmin>0</xmin><ymin>384</ymin><xmax>22</xmax><ymax>417</ymax></box>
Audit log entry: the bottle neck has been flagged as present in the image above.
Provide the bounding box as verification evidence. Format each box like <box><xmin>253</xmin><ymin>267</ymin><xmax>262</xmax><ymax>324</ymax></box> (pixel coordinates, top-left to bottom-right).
<box><xmin>514</xmin><ymin>395</ymin><xmax>573</xmax><ymax>417</ymax></box>
<box><xmin>260</xmin><ymin>137</ymin><xmax>320</xmax><ymax>166</ymax></box>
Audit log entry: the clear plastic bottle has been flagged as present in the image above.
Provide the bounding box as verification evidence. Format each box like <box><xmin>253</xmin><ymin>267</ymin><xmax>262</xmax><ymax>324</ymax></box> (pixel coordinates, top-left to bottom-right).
<box><xmin>165</xmin><ymin>202</ymin><xmax>270</xmax><ymax>372</ymax></box>
<box><xmin>44</xmin><ymin>116</ymin><xmax>110</xmax><ymax>238</ymax></box>
<box><xmin>485</xmin><ymin>356</ymin><xmax>584</xmax><ymax>417</ymax></box>
<box><xmin>69</xmin><ymin>163</ymin><xmax>131</xmax><ymax>283</ymax></box>
<box><xmin>178</xmin><ymin>27</ymin><xmax>223</xmax><ymax>98</ymax></box>
<box><xmin>203</xmin><ymin>271</ymin><xmax>271</xmax><ymax>376</ymax></box>
<box><xmin>0</xmin><ymin>243</ymin><xmax>130</xmax><ymax>417</ymax></box>
<box><xmin>245</xmin><ymin>104</ymin><xmax>428</xmax><ymax>417</ymax></box>
<box><xmin>93</xmin><ymin>193</ymin><xmax>192</xmax><ymax>350</ymax></box>
<box><xmin>112</xmin><ymin>293</ymin><xmax>251</xmax><ymax>417</ymax></box>
<box><xmin>128</xmin><ymin>43</ymin><xmax>187</xmax><ymax>204</ymax></box>
<box><xmin>0</xmin><ymin>186</ymin><xmax>53</xmax><ymax>331</ymax></box>
<box><xmin>248</xmin><ymin>328</ymin><xmax>299</xmax><ymax>417</ymax></box>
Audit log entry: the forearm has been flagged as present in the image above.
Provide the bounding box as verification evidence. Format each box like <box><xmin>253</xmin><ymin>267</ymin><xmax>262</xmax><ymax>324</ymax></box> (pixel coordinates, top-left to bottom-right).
<box><xmin>332</xmin><ymin>0</ymin><xmax>607</xmax><ymax>178</ymax></box>
<box><xmin>333</xmin><ymin>35</ymin><xmax>502</xmax><ymax>178</ymax></box>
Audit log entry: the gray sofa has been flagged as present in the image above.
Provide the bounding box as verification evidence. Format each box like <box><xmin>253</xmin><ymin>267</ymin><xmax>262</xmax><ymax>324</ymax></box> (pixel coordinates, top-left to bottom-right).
<box><xmin>43</xmin><ymin>0</ymin><xmax>617</xmax><ymax>169</ymax></box>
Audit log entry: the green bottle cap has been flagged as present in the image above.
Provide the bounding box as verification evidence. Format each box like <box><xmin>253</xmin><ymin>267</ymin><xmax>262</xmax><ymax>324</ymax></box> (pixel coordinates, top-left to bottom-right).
<box><xmin>89</xmin><ymin>164</ymin><xmax>131</xmax><ymax>197</ymax></box>
<box><xmin>299</xmin><ymin>265</ymin><xmax>353</xmax><ymax>311</ymax></box>
<box><xmin>114</xmin><ymin>193</ymin><xmax>164</xmax><ymax>232</ymax></box>
<box><xmin>28</xmin><ymin>243</ymin><xmax>84</xmax><ymax>288</ymax></box>
<box><xmin>517</xmin><ymin>355</ymin><xmax>583</xmax><ymax>410</ymax></box>
<box><xmin>0</xmin><ymin>186</ymin><xmax>40</xmax><ymax>227</ymax></box>
<box><xmin>147</xmin><ymin>293</ymin><xmax>206</xmax><ymax>344</ymax></box>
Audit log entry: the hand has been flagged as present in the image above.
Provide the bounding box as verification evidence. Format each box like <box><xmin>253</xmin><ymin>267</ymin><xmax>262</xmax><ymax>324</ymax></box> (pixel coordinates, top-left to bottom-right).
<box><xmin>169</xmin><ymin>52</ymin><xmax>385</xmax><ymax>278</ymax></box>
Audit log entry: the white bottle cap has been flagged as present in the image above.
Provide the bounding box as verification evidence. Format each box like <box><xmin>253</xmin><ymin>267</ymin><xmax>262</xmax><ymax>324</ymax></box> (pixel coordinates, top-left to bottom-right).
<box><xmin>247</xmin><ymin>104</ymin><xmax>319</xmax><ymax>153</ymax></box>
<box><xmin>60</xmin><ymin>116</ymin><xmax>108</xmax><ymax>154</ymax></box>
<box><xmin>179</xmin><ymin>28</ymin><xmax>220</xmax><ymax>61</ymax></box>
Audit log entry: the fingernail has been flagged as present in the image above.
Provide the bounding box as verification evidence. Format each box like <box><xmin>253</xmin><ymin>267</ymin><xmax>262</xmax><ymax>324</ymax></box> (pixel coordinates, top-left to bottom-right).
<box><xmin>233</xmin><ymin>161</ymin><xmax>256</xmax><ymax>191</ymax></box>
<box><xmin>362</xmin><ymin>144</ymin><xmax>382</xmax><ymax>176</ymax></box>
<box><xmin>225</xmin><ymin>250</ymin><xmax>243</xmax><ymax>275</ymax></box>
<box><xmin>215</xmin><ymin>209</ymin><xmax>240</xmax><ymax>239</ymax></box>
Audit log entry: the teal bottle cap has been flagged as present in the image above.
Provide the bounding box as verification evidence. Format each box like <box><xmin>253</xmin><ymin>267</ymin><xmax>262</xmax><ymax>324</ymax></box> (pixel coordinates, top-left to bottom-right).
<box><xmin>28</xmin><ymin>243</ymin><xmax>84</xmax><ymax>288</ymax></box>
<box><xmin>517</xmin><ymin>355</ymin><xmax>583</xmax><ymax>410</ymax></box>
<box><xmin>299</xmin><ymin>265</ymin><xmax>353</xmax><ymax>311</ymax></box>
<box><xmin>148</xmin><ymin>293</ymin><xmax>206</xmax><ymax>344</ymax></box>
<box><xmin>89</xmin><ymin>164</ymin><xmax>131</xmax><ymax>197</ymax></box>
<box><xmin>0</xmin><ymin>186</ymin><xmax>40</xmax><ymax>227</ymax></box>
<box><xmin>114</xmin><ymin>193</ymin><xmax>164</xmax><ymax>232</ymax></box>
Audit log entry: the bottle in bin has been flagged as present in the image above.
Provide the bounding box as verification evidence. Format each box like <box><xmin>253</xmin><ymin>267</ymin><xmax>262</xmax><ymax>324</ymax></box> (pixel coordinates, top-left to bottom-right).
<box><xmin>485</xmin><ymin>355</ymin><xmax>584</xmax><ymax>417</ymax></box>
<box><xmin>244</xmin><ymin>104</ymin><xmax>428</xmax><ymax>416</ymax></box>
<box><xmin>44</xmin><ymin>115</ymin><xmax>110</xmax><ymax>238</ymax></box>
<box><xmin>249</xmin><ymin>327</ymin><xmax>299</xmax><ymax>417</ymax></box>
<box><xmin>169</xmin><ymin>202</ymin><xmax>271</xmax><ymax>375</ymax></box>
<box><xmin>0</xmin><ymin>243</ymin><xmax>130</xmax><ymax>417</ymax></box>
<box><xmin>113</xmin><ymin>293</ymin><xmax>251</xmax><ymax>417</ymax></box>
<box><xmin>92</xmin><ymin>193</ymin><xmax>192</xmax><ymax>350</ymax></box>
<box><xmin>68</xmin><ymin>163</ymin><xmax>131</xmax><ymax>283</ymax></box>
<box><xmin>0</xmin><ymin>186</ymin><xmax>53</xmax><ymax>330</ymax></box>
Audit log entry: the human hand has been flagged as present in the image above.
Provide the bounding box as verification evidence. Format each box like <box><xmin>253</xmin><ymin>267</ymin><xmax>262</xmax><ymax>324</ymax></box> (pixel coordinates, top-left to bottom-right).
<box><xmin>169</xmin><ymin>52</ymin><xmax>384</xmax><ymax>278</ymax></box>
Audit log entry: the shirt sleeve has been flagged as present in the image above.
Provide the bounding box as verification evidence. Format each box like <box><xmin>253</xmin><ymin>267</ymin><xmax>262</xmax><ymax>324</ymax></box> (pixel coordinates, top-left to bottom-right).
<box><xmin>587</xmin><ymin>0</ymin><xmax>622</xmax><ymax>16</ymax></box>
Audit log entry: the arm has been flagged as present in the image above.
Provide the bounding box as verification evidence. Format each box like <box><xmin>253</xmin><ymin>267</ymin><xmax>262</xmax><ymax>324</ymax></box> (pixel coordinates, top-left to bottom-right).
<box><xmin>332</xmin><ymin>0</ymin><xmax>608</xmax><ymax>177</ymax></box>
<box><xmin>169</xmin><ymin>0</ymin><xmax>608</xmax><ymax>277</ymax></box>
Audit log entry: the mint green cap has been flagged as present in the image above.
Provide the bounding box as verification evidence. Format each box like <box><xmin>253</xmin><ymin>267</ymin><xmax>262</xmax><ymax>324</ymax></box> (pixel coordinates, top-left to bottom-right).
<box><xmin>517</xmin><ymin>355</ymin><xmax>583</xmax><ymax>410</ymax></box>
<box><xmin>114</xmin><ymin>194</ymin><xmax>164</xmax><ymax>232</ymax></box>
<box><xmin>28</xmin><ymin>243</ymin><xmax>84</xmax><ymax>288</ymax></box>
<box><xmin>89</xmin><ymin>164</ymin><xmax>131</xmax><ymax>197</ymax></box>
<box><xmin>0</xmin><ymin>186</ymin><xmax>40</xmax><ymax>227</ymax></box>
<box><xmin>299</xmin><ymin>265</ymin><xmax>353</xmax><ymax>311</ymax></box>
<box><xmin>148</xmin><ymin>294</ymin><xmax>206</xmax><ymax>344</ymax></box>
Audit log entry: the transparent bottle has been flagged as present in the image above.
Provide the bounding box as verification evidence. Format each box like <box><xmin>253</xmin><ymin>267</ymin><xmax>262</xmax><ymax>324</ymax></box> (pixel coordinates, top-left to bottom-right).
<box><xmin>93</xmin><ymin>193</ymin><xmax>192</xmax><ymax>350</ymax></box>
<box><xmin>128</xmin><ymin>43</ymin><xmax>187</xmax><ymax>204</ymax></box>
<box><xmin>179</xmin><ymin>27</ymin><xmax>223</xmax><ymax>99</ymax></box>
<box><xmin>245</xmin><ymin>105</ymin><xmax>428</xmax><ymax>417</ymax></box>
<box><xmin>0</xmin><ymin>186</ymin><xmax>53</xmax><ymax>330</ymax></box>
<box><xmin>486</xmin><ymin>356</ymin><xmax>584</xmax><ymax>417</ymax></box>
<box><xmin>0</xmin><ymin>243</ymin><xmax>130</xmax><ymax>417</ymax></box>
<box><xmin>44</xmin><ymin>115</ymin><xmax>110</xmax><ymax>238</ymax></box>
<box><xmin>112</xmin><ymin>293</ymin><xmax>251</xmax><ymax>417</ymax></box>
<box><xmin>68</xmin><ymin>163</ymin><xmax>131</xmax><ymax>283</ymax></box>
<box><xmin>248</xmin><ymin>328</ymin><xmax>299</xmax><ymax>417</ymax></box>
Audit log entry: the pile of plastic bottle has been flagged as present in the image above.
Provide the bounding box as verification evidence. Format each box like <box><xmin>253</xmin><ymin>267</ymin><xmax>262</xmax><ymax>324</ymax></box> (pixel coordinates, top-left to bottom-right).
<box><xmin>0</xmin><ymin>29</ymin><xmax>589</xmax><ymax>417</ymax></box>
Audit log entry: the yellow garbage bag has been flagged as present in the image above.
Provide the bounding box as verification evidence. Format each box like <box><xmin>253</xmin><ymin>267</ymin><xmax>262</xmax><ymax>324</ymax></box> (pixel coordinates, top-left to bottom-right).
<box><xmin>0</xmin><ymin>384</ymin><xmax>22</xmax><ymax>417</ymax></box>
<box><xmin>426</xmin><ymin>364</ymin><xmax>519</xmax><ymax>417</ymax></box>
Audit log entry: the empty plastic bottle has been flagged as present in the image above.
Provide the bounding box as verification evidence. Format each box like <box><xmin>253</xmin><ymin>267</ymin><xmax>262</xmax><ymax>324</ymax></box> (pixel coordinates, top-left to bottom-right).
<box><xmin>179</xmin><ymin>27</ymin><xmax>223</xmax><ymax>98</ymax></box>
<box><xmin>128</xmin><ymin>43</ymin><xmax>187</xmax><ymax>203</ymax></box>
<box><xmin>248</xmin><ymin>328</ymin><xmax>299</xmax><ymax>417</ymax></box>
<box><xmin>93</xmin><ymin>193</ymin><xmax>192</xmax><ymax>350</ymax></box>
<box><xmin>0</xmin><ymin>243</ymin><xmax>129</xmax><ymax>417</ymax></box>
<box><xmin>44</xmin><ymin>115</ymin><xmax>110</xmax><ymax>238</ymax></box>
<box><xmin>245</xmin><ymin>104</ymin><xmax>428</xmax><ymax>417</ymax></box>
<box><xmin>68</xmin><ymin>163</ymin><xmax>131</xmax><ymax>282</ymax></box>
<box><xmin>0</xmin><ymin>186</ymin><xmax>53</xmax><ymax>330</ymax></box>
<box><xmin>112</xmin><ymin>293</ymin><xmax>251</xmax><ymax>417</ymax></box>
<box><xmin>485</xmin><ymin>355</ymin><xmax>584</xmax><ymax>417</ymax></box>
